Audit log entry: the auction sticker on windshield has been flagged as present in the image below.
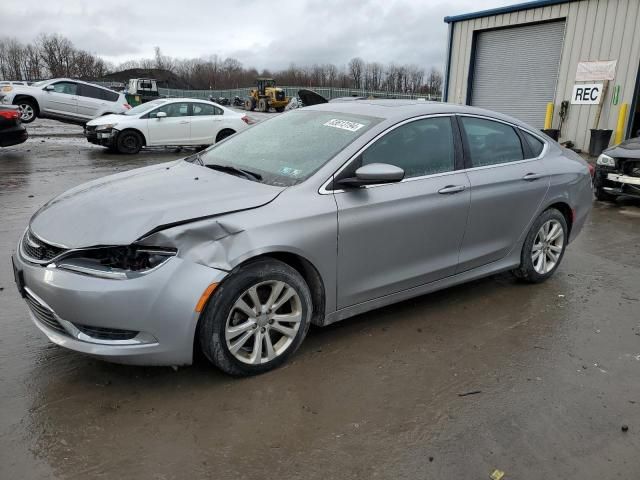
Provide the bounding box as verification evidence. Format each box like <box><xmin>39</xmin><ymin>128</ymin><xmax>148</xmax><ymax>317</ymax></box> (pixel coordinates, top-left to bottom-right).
<box><xmin>323</xmin><ymin>119</ymin><xmax>365</xmax><ymax>132</ymax></box>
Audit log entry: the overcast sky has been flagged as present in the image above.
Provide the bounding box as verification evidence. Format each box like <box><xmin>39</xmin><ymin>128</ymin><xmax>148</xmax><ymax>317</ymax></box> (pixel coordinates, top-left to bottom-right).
<box><xmin>4</xmin><ymin>0</ymin><xmax>514</xmax><ymax>71</ymax></box>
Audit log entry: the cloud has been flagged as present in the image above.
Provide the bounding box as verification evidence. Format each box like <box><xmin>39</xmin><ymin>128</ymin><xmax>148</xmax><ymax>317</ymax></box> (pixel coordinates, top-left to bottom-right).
<box><xmin>2</xmin><ymin>0</ymin><xmax>509</xmax><ymax>71</ymax></box>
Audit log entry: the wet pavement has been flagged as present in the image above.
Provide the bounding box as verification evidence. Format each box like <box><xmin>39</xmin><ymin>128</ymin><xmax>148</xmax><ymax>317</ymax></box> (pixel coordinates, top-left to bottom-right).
<box><xmin>1</xmin><ymin>134</ymin><xmax>640</xmax><ymax>479</ymax></box>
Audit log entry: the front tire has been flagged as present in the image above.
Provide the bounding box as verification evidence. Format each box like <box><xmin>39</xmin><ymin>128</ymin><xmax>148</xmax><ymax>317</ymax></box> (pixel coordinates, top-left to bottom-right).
<box><xmin>595</xmin><ymin>186</ymin><xmax>616</xmax><ymax>202</ymax></box>
<box><xmin>199</xmin><ymin>259</ymin><xmax>312</xmax><ymax>376</ymax></box>
<box><xmin>512</xmin><ymin>208</ymin><xmax>568</xmax><ymax>283</ymax></box>
<box><xmin>116</xmin><ymin>130</ymin><xmax>143</xmax><ymax>154</ymax></box>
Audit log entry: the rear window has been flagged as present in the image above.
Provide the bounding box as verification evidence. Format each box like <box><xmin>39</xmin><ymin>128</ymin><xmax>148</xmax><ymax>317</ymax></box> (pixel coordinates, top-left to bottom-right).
<box><xmin>522</xmin><ymin>131</ymin><xmax>545</xmax><ymax>157</ymax></box>
<box><xmin>460</xmin><ymin>117</ymin><xmax>524</xmax><ymax>167</ymax></box>
<box><xmin>100</xmin><ymin>88</ymin><xmax>119</xmax><ymax>102</ymax></box>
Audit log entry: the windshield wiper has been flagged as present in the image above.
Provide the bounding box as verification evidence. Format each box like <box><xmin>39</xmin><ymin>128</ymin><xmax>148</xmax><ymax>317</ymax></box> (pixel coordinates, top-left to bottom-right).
<box><xmin>206</xmin><ymin>163</ymin><xmax>263</xmax><ymax>181</ymax></box>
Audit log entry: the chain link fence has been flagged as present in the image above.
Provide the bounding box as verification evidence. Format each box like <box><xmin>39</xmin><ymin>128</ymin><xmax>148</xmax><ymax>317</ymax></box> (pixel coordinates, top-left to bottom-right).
<box><xmin>158</xmin><ymin>86</ymin><xmax>440</xmax><ymax>102</ymax></box>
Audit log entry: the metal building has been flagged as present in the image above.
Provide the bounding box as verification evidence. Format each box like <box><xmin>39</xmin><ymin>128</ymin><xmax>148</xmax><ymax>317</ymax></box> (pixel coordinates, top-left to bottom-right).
<box><xmin>443</xmin><ymin>0</ymin><xmax>640</xmax><ymax>152</ymax></box>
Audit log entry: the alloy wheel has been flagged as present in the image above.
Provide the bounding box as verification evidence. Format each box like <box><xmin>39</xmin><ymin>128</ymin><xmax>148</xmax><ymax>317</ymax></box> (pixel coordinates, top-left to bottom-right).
<box><xmin>225</xmin><ymin>280</ymin><xmax>302</xmax><ymax>365</ymax></box>
<box><xmin>19</xmin><ymin>104</ymin><xmax>34</xmax><ymax>122</ymax></box>
<box><xmin>531</xmin><ymin>219</ymin><xmax>564</xmax><ymax>274</ymax></box>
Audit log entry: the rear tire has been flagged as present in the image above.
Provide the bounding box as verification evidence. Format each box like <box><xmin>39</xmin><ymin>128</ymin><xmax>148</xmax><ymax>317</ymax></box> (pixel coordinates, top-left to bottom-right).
<box><xmin>512</xmin><ymin>208</ymin><xmax>568</xmax><ymax>284</ymax></box>
<box><xmin>199</xmin><ymin>259</ymin><xmax>312</xmax><ymax>376</ymax></box>
<box><xmin>116</xmin><ymin>130</ymin><xmax>143</xmax><ymax>154</ymax></box>
<box><xmin>215</xmin><ymin>129</ymin><xmax>235</xmax><ymax>143</ymax></box>
<box><xmin>275</xmin><ymin>107</ymin><xmax>285</xmax><ymax>113</ymax></box>
<box><xmin>15</xmin><ymin>99</ymin><xmax>37</xmax><ymax>123</ymax></box>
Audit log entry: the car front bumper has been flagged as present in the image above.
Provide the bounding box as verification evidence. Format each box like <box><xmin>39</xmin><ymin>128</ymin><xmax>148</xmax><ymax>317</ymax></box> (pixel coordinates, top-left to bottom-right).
<box><xmin>12</xmin><ymin>247</ymin><xmax>227</xmax><ymax>366</ymax></box>
<box><xmin>594</xmin><ymin>163</ymin><xmax>640</xmax><ymax>198</ymax></box>
<box><xmin>85</xmin><ymin>127</ymin><xmax>117</xmax><ymax>147</ymax></box>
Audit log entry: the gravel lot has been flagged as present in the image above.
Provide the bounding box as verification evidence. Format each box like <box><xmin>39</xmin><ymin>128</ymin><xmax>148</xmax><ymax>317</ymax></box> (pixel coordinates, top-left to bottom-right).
<box><xmin>1</xmin><ymin>122</ymin><xmax>639</xmax><ymax>480</ymax></box>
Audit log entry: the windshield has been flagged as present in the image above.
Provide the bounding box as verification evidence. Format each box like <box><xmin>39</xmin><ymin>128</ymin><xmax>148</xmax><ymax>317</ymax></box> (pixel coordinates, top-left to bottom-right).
<box><xmin>200</xmin><ymin>110</ymin><xmax>381</xmax><ymax>186</ymax></box>
<box><xmin>124</xmin><ymin>99</ymin><xmax>168</xmax><ymax>116</ymax></box>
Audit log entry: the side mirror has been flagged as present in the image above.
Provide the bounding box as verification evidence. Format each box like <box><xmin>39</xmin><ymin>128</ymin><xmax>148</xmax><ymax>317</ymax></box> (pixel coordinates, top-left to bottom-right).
<box><xmin>43</xmin><ymin>85</ymin><xmax>54</xmax><ymax>92</ymax></box>
<box><xmin>155</xmin><ymin>111</ymin><xmax>167</xmax><ymax>118</ymax></box>
<box><xmin>338</xmin><ymin>163</ymin><xmax>405</xmax><ymax>188</ymax></box>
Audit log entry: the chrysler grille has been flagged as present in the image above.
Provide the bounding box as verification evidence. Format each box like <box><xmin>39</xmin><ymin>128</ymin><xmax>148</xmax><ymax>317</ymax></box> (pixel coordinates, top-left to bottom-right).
<box><xmin>21</xmin><ymin>229</ymin><xmax>67</xmax><ymax>263</ymax></box>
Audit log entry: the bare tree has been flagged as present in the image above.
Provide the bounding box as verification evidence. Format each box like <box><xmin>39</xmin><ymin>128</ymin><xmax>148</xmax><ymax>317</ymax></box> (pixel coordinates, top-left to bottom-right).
<box><xmin>348</xmin><ymin>57</ymin><xmax>364</xmax><ymax>89</ymax></box>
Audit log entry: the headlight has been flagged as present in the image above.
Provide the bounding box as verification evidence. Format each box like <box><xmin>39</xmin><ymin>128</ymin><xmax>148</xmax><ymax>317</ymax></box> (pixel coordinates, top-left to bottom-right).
<box><xmin>1</xmin><ymin>86</ymin><xmax>13</xmax><ymax>92</ymax></box>
<box><xmin>95</xmin><ymin>123</ymin><xmax>117</xmax><ymax>131</ymax></box>
<box><xmin>54</xmin><ymin>246</ymin><xmax>176</xmax><ymax>279</ymax></box>
<box><xmin>596</xmin><ymin>153</ymin><xmax>615</xmax><ymax>167</ymax></box>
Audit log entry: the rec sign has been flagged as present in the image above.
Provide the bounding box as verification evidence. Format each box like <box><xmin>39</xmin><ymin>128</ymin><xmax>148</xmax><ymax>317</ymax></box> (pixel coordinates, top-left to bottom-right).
<box><xmin>570</xmin><ymin>83</ymin><xmax>604</xmax><ymax>104</ymax></box>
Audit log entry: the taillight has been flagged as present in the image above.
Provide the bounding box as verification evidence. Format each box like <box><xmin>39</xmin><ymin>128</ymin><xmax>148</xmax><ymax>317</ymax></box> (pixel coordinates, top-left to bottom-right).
<box><xmin>587</xmin><ymin>163</ymin><xmax>595</xmax><ymax>177</ymax></box>
<box><xmin>123</xmin><ymin>104</ymin><xmax>131</xmax><ymax>110</ymax></box>
<box><xmin>0</xmin><ymin>110</ymin><xmax>19</xmax><ymax>120</ymax></box>
<box><xmin>241</xmin><ymin>115</ymin><xmax>255</xmax><ymax>125</ymax></box>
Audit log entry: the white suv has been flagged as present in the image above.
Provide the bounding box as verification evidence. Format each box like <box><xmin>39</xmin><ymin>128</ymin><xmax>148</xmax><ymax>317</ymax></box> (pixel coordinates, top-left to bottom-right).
<box><xmin>0</xmin><ymin>78</ymin><xmax>130</xmax><ymax>124</ymax></box>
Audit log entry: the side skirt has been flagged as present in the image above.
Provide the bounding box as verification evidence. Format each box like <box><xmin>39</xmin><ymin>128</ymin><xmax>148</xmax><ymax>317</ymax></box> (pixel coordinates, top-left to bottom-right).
<box><xmin>323</xmin><ymin>254</ymin><xmax>520</xmax><ymax>326</ymax></box>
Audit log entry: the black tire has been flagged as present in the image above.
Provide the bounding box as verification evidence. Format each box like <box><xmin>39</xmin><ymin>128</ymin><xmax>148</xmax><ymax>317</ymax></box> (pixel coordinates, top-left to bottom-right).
<box><xmin>512</xmin><ymin>208</ymin><xmax>568</xmax><ymax>283</ymax></box>
<box><xmin>245</xmin><ymin>99</ymin><xmax>255</xmax><ymax>111</ymax></box>
<box><xmin>199</xmin><ymin>259</ymin><xmax>312</xmax><ymax>376</ymax></box>
<box><xmin>15</xmin><ymin>98</ymin><xmax>37</xmax><ymax>123</ymax></box>
<box><xmin>216</xmin><ymin>129</ymin><xmax>235</xmax><ymax>143</ymax></box>
<box><xmin>275</xmin><ymin>107</ymin><xmax>285</xmax><ymax>113</ymax></box>
<box><xmin>258</xmin><ymin>98</ymin><xmax>268</xmax><ymax>113</ymax></box>
<box><xmin>595</xmin><ymin>187</ymin><xmax>616</xmax><ymax>202</ymax></box>
<box><xmin>116</xmin><ymin>130</ymin><xmax>143</xmax><ymax>154</ymax></box>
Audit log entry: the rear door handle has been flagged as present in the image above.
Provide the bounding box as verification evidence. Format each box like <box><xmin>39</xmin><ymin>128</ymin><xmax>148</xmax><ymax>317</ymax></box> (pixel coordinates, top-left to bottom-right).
<box><xmin>179</xmin><ymin>121</ymin><xmax>189</xmax><ymax>124</ymax></box>
<box><xmin>522</xmin><ymin>172</ymin><xmax>543</xmax><ymax>181</ymax></box>
<box><xmin>438</xmin><ymin>185</ymin><xmax>467</xmax><ymax>194</ymax></box>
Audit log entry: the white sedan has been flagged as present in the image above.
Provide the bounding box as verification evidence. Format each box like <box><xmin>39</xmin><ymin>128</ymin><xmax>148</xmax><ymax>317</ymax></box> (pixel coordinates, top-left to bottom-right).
<box><xmin>85</xmin><ymin>98</ymin><xmax>252</xmax><ymax>154</ymax></box>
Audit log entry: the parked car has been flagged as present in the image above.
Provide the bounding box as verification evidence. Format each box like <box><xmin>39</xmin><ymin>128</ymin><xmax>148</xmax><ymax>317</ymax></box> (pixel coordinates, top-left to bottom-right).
<box><xmin>0</xmin><ymin>78</ymin><xmax>130</xmax><ymax>124</ymax></box>
<box><xmin>12</xmin><ymin>101</ymin><xmax>592</xmax><ymax>375</ymax></box>
<box><xmin>84</xmin><ymin>98</ymin><xmax>252</xmax><ymax>154</ymax></box>
<box><xmin>0</xmin><ymin>105</ymin><xmax>28</xmax><ymax>147</ymax></box>
<box><xmin>0</xmin><ymin>81</ymin><xmax>32</xmax><ymax>86</ymax></box>
<box><xmin>593</xmin><ymin>136</ymin><xmax>640</xmax><ymax>201</ymax></box>
<box><xmin>209</xmin><ymin>96</ymin><xmax>230</xmax><ymax>106</ymax></box>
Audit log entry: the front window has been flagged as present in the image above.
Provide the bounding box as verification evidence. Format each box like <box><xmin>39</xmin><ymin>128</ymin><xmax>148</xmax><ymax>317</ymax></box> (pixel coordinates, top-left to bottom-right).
<box><xmin>148</xmin><ymin>102</ymin><xmax>190</xmax><ymax>118</ymax></box>
<box><xmin>51</xmin><ymin>81</ymin><xmax>77</xmax><ymax>95</ymax></box>
<box><xmin>361</xmin><ymin>116</ymin><xmax>456</xmax><ymax>178</ymax></box>
<box><xmin>200</xmin><ymin>110</ymin><xmax>382</xmax><ymax>186</ymax></box>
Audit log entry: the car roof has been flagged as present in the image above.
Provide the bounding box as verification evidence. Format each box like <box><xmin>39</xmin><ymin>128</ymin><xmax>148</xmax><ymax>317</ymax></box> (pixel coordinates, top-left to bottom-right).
<box><xmin>43</xmin><ymin>78</ymin><xmax>122</xmax><ymax>93</ymax></box>
<box><xmin>304</xmin><ymin>99</ymin><xmax>536</xmax><ymax>130</ymax></box>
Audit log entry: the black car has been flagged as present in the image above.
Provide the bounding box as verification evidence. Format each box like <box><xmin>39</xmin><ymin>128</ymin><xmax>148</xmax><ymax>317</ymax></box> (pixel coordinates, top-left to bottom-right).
<box><xmin>0</xmin><ymin>105</ymin><xmax>28</xmax><ymax>147</ymax></box>
<box><xmin>594</xmin><ymin>137</ymin><xmax>640</xmax><ymax>201</ymax></box>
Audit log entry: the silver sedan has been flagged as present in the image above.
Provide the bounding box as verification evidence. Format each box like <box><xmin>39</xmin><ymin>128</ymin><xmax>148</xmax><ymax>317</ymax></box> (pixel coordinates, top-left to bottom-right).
<box><xmin>11</xmin><ymin>101</ymin><xmax>593</xmax><ymax>375</ymax></box>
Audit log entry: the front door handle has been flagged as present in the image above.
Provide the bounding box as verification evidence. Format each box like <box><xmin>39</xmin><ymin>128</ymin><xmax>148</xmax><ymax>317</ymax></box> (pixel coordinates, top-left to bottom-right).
<box><xmin>438</xmin><ymin>185</ymin><xmax>467</xmax><ymax>194</ymax></box>
<box><xmin>179</xmin><ymin>121</ymin><xmax>189</xmax><ymax>124</ymax></box>
<box><xmin>522</xmin><ymin>172</ymin><xmax>543</xmax><ymax>181</ymax></box>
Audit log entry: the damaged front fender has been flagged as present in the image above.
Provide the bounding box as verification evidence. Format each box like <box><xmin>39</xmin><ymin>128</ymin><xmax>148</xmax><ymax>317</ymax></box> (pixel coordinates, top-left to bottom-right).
<box><xmin>138</xmin><ymin>219</ymin><xmax>245</xmax><ymax>271</ymax></box>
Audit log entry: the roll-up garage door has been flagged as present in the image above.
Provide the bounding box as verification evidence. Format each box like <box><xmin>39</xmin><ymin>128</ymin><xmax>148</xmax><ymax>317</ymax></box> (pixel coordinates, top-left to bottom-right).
<box><xmin>470</xmin><ymin>21</ymin><xmax>565</xmax><ymax>128</ymax></box>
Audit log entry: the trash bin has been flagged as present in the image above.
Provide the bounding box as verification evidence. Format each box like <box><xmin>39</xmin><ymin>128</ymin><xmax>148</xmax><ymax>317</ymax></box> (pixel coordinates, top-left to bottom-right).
<box><xmin>541</xmin><ymin>129</ymin><xmax>559</xmax><ymax>141</ymax></box>
<box><xmin>588</xmin><ymin>129</ymin><xmax>613</xmax><ymax>156</ymax></box>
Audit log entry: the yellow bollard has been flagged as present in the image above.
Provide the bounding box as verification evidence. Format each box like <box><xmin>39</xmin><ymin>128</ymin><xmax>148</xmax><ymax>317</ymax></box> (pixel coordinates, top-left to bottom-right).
<box><xmin>544</xmin><ymin>103</ymin><xmax>554</xmax><ymax>130</ymax></box>
<box><xmin>615</xmin><ymin>103</ymin><xmax>628</xmax><ymax>145</ymax></box>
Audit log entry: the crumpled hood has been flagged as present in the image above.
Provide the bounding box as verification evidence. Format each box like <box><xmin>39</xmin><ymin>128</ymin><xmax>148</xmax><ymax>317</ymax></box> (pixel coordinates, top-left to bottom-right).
<box><xmin>86</xmin><ymin>113</ymin><xmax>123</xmax><ymax>126</ymax></box>
<box><xmin>29</xmin><ymin>160</ymin><xmax>285</xmax><ymax>248</ymax></box>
